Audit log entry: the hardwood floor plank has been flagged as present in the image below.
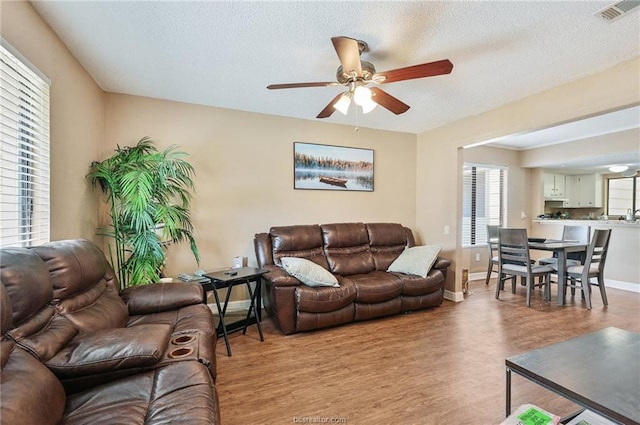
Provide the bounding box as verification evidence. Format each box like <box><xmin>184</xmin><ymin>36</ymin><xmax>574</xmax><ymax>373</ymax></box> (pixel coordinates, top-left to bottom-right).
<box><xmin>215</xmin><ymin>280</ymin><xmax>640</xmax><ymax>424</ymax></box>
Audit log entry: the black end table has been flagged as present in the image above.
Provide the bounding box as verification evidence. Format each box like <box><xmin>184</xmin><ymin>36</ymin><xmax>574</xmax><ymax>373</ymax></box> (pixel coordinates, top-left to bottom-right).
<box><xmin>203</xmin><ymin>267</ymin><xmax>266</xmax><ymax>356</ymax></box>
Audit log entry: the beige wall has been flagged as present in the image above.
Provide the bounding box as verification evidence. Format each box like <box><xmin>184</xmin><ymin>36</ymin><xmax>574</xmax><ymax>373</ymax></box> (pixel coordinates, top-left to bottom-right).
<box><xmin>103</xmin><ymin>94</ymin><xmax>418</xmax><ymax>278</ymax></box>
<box><xmin>416</xmin><ymin>56</ymin><xmax>640</xmax><ymax>298</ymax></box>
<box><xmin>1</xmin><ymin>0</ymin><xmax>105</xmax><ymax>241</ymax></box>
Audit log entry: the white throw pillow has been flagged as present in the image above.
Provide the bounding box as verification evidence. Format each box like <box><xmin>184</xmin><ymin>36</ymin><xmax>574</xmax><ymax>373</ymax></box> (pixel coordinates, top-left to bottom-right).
<box><xmin>387</xmin><ymin>245</ymin><xmax>442</xmax><ymax>278</ymax></box>
<box><xmin>280</xmin><ymin>257</ymin><xmax>339</xmax><ymax>287</ymax></box>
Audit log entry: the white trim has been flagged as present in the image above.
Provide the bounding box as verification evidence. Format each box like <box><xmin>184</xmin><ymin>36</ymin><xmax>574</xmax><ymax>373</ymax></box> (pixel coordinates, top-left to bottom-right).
<box><xmin>605</xmin><ymin>279</ymin><xmax>640</xmax><ymax>293</ymax></box>
<box><xmin>444</xmin><ymin>289</ymin><xmax>465</xmax><ymax>302</ymax></box>
<box><xmin>207</xmin><ymin>300</ymin><xmax>251</xmax><ymax>314</ymax></box>
<box><xmin>470</xmin><ymin>271</ymin><xmax>639</xmax><ymax>293</ymax></box>
<box><xmin>1</xmin><ymin>38</ymin><xmax>51</xmax><ymax>84</ymax></box>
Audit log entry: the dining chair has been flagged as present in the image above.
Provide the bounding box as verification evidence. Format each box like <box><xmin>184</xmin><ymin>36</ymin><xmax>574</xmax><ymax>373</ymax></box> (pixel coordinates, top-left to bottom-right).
<box><xmin>495</xmin><ymin>228</ymin><xmax>554</xmax><ymax>307</ymax></box>
<box><xmin>565</xmin><ymin>228</ymin><xmax>612</xmax><ymax>310</ymax></box>
<box><xmin>538</xmin><ymin>225</ymin><xmax>591</xmax><ymax>268</ymax></box>
<box><xmin>484</xmin><ymin>225</ymin><xmax>499</xmax><ymax>285</ymax></box>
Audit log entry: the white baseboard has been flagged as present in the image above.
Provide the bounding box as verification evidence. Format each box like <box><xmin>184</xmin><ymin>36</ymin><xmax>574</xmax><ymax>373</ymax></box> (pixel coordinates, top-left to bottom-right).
<box><xmin>444</xmin><ymin>289</ymin><xmax>464</xmax><ymax>302</ymax></box>
<box><xmin>470</xmin><ymin>272</ymin><xmax>639</xmax><ymax>293</ymax></box>
<box><xmin>606</xmin><ymin>279</ymin><xmax>640</xmax><ymax>293</ymax></box>
<box><xmin>206</xmin><ymin>300</ymin><xmax>251</xmax><ymax>314</ymax></box>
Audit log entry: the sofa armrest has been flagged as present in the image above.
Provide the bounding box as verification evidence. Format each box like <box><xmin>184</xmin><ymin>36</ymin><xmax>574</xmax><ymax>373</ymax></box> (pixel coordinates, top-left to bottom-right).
<box><xmin>45</xmin><ymin>324</ymin><xmax>172</xmax><ymax>379</ymax></box>
<box><xmin>262</xmin><ymin>265</ymin><xmax>301</xmax><ymax>287</ymax></box>
<box><xmin>432</xmin><ymin>257</ymin><xmax>451</xmax><ymax>270</ymax></box>
<box><xmin>121</xmin><ymin>282</ymin><xmax>204</xmax><ymax>315</ymax></box>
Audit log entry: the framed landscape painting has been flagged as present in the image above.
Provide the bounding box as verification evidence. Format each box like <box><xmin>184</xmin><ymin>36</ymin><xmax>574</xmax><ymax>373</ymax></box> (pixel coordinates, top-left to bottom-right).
<box><xmin>293</xmin><ymin>142</ymin><xmax>374</xmax><ymax>191</ymax></box>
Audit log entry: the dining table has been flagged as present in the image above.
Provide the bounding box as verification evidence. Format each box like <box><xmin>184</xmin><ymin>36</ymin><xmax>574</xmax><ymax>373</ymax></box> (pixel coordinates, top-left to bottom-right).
<box><xmin>528</xmin><ymin>238</ymin><xmax>588</xmax><ymax>305</ymax></box>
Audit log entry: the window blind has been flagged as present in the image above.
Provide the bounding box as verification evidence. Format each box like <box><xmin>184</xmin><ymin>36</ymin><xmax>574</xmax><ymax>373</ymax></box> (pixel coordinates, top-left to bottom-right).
<box><xmin>462</xmin><ymin>164</ymin><xmax>506</xmax><ymax>247</ymax></box>
<box><xmin>1</xmin><ymin>42</ymin><xmax>50</xmax><ymax>248</ymax></box>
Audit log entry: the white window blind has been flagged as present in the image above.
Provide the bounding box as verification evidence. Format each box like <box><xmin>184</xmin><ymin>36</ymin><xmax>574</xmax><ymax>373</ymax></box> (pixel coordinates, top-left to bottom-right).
<box><xmin>462</xmin><ymin>164</ymin><xmax>506</xmax><ymax>247</ymax></box>
<box><xmin>1</xmin><ymin>42</ymin><xmax>50</xmax><ymax>248</ymax></box>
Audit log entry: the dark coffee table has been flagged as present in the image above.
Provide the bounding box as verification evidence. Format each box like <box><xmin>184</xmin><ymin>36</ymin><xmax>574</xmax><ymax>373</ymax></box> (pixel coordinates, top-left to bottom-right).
<box><xmin>505</xmin><ymin>327</ymin><xmax>640</xmax><ymax>424</ymax></box>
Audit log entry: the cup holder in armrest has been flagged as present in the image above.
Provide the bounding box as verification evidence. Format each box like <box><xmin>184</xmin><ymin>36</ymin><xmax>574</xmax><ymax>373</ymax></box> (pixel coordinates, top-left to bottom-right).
<box><xmin>171</xmin><ymin>334</ymin><xmax>196</xmax><ymax>345</ymax></box>
<box><xmin>168</xmin><ymin>347</ymin><xmax>194</xmax><ymax>359</ymax></box>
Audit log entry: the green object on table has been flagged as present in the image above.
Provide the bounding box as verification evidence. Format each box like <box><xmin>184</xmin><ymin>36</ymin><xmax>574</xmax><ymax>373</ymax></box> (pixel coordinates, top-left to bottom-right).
<box><xmin>517</xmin><ymin>407</ymin><xmax>552</xmax><ymax>425</ymax></box>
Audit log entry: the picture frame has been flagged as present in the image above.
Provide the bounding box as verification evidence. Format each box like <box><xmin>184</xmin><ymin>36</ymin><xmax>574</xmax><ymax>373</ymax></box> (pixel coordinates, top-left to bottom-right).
<box><xmin>293</xmin><ymin>142</ymin><xmax>374</xmax><ymax>191</ymax></box>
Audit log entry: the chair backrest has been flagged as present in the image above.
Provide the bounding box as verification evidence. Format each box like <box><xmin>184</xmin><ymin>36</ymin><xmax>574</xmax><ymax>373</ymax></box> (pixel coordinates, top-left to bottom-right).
<box><xmin>559</xmin><ymin>225</ymin><xmax>590</xmax><ymax>262</ymax></box>
<box><xmin>498</xmin><ymin>228</ymin><xmax>531</xmax><ymax>268</ymax></box>
<box><xmin>487</xmin><ymin>225</ymin><xmax>499</xmax><ymax>254</ymax></box>
<box><xmin>563</xmin><ymin>225</ymin><xmax>590</xmax><ymax>243</ymax></box>
<box><xmin>584</xmin><ymin>229</ymin><xmax>612</xmax><ymax>274</ymax></box>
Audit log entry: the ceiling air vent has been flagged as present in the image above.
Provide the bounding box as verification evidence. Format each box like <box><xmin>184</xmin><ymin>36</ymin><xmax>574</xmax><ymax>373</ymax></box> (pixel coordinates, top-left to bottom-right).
<box><xmin>595</xmin><ymin>0</ymin><xmax>640</xmax><ymax>22</ymax></box>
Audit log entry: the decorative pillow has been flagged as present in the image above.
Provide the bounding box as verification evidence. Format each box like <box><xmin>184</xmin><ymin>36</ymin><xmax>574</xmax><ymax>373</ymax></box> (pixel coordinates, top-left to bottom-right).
<box><xmin>280</xmin><ymin>257</ymin><xmax>339</xmax><ymax>287</ymax></box>
<box><xmin>387</xmin><ymin>245</ymin><xmax>442</xmax><ymax>278</ymax></box>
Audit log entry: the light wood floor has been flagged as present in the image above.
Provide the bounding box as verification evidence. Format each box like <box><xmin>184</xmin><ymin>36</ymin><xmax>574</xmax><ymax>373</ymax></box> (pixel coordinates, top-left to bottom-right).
<box><xmin>214</xmin><ymin>279</ymin><xmax>640</xmax><ymax>425</ymax></box>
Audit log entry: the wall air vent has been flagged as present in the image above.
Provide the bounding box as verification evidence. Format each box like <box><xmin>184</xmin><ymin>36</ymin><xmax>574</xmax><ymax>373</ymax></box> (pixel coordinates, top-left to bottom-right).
<box><xmin>595</xmin><ymin>0</ymin><xmax>640</xmax><ymax>22</ymax></box>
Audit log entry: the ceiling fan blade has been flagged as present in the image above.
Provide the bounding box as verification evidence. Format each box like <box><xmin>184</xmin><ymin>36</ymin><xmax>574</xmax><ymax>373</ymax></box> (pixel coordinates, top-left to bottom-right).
<box><xmin>376</xmin><ymin>59</ymin><xmax>453</xmax><ymax>84</ymax></box>
<box><xmin>316</xmin><ymin>93</ymin><xmax>345</xmax><ymax>119</ymax></box>
<box><xmin>331</xmin><ymin>36</ymin><xmax>362</xmax><ymax>77</ymax></box>
<box><xmin>267</xmin><ymin>82</ymin><xmax>337</xmax><ymax>90</ymax></box>
<box><xmin>370</xmin><ymin>87</ymin><xmax>410</xmax><ymax>115</ymax></box>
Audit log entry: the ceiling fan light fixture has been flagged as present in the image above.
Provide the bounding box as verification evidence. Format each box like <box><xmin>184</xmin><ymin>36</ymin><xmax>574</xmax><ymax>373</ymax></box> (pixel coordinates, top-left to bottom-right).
<box><xmin>609</xmin><ymin>165</ymin><xmax>629</xmax><ymax>173</ymax></box>
<box><xmin>333</xmin><ymin>92</ymin><xmax>351</xmax><ymax>115</ymax></box>
<box><xmin>353</xmin><ymin>85</ymin><xmax>372</xmax><ymax>106</ymax></box>
<box><xmin>360</xmin><ymin>98</ymin><xmax>377</xmax><ymax>114</ymax></box>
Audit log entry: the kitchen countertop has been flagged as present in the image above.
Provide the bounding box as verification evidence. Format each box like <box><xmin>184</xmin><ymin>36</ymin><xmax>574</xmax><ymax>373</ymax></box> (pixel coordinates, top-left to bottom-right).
<box><xmin>533</xmin><ymin>218</ymin><xmax>639</xmax><ymax>227</ymax></box>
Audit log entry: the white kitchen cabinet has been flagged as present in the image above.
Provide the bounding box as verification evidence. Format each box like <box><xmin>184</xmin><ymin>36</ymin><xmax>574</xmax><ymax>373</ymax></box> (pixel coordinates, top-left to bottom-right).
<box><xmin>543</xmin><ymin>173</ymin><xmax>566</xmax><ymax>198</ymax></box>
<box><xmin>565</xmin><ymin>174</ymin><xmax>603</xmax><ymax>207</ymax></box>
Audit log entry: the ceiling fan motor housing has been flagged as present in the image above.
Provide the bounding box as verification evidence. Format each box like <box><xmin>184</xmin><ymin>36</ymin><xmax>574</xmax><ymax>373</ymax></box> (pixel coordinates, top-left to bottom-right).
<box><xmin>336</xmin><ymin>61</ymin><xmax>376</xmax><ymax>84</ymax></box>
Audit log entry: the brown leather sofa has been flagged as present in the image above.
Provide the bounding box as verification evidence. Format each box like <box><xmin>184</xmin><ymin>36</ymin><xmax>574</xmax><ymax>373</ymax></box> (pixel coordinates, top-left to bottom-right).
<box><xmin>254</xmin><ymin>222</ymin><xmax>450</xmax><ymax>335</ymax></box>
<box><xmin>0</xmin><ymin>239</ymin><xmax>220</xmax><ymax>424</ymax></box>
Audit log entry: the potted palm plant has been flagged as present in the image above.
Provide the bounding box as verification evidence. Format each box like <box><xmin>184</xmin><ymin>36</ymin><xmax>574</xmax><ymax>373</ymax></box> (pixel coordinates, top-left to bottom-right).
<box><xmin>87</xmin><ymin>137</ymin><xmax>199</xmax><ymax>288</ymax></box>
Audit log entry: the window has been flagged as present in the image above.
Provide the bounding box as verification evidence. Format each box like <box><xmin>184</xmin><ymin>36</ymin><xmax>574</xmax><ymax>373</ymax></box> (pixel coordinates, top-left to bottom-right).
<box><xmin>462</xmin><ymin>164</ymin><xmax>506</xmax><ymax>247</ymax></box>
<box><xmin>0</xmin><ymin>42</ymin><xmax>50</xmax><ymax>248</ymax></box>
<box><xmin>607</xmin><ymin>176</ymin><xmax>639</xmax><ymax>217</ymax></box>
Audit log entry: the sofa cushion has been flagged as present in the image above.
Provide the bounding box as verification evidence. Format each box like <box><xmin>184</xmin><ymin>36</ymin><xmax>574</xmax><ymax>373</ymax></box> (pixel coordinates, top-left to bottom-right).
<box><xmin>270</xmin><ymin>225</ymin><xmax>329</xmax><ymax>269</ymax></box>
<box><xmin>321</xmin><ymin>223</ymin><xmax>375</xmax><ymax>275</ymax></box>
<box><xmin>345</xmin><ymin>271</ymin><xmax>403</xmax><ymax>303</ymax></box>
<box><xmin>394</xmin><ymin>268</ymin><xmax>445</xmax><ymax>296</ymax></box>
<box><xmin>31</xmin><ymin>239</ymin><xmax>129</xmax><ymax>331</ymax></box>
<box><xmin>63</xmin><ymin>361</ymin><xmax>220</xmax><ymax>425</ymax></box>
<box><xmin>0</xmin><ymin>247</ymin><xmax>53</xmax><ymax>325</ymax></box>
<box><xmin>0</xmin><ymin>341</ymin><xmax>66</xmax><ymax>425</ymax></box>
<box><xmin>295</xmin><ymin>278</ymin><xmax>357</xmax><ymax>313</ymax></box>
<box><xmin>387</xmin><ymin>245</ymin><xmax>442</xmax><ymax>278</ymax></box>
<box><xmin>281</xmin><ymin>257</ymin><xmax>339</xmax><ymax>287</ymax></box>
<box><xmin>366</xmin><ymin>223</ymin><xmax>408</xmax><ymax>270</ymax></box>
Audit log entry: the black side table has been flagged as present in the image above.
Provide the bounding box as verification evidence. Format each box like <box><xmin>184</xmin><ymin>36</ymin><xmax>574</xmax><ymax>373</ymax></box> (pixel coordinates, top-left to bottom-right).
<box><xmin>202</xmin><ymin>267</ymin><xmax>266</xmax><ymax>356</ymax></box>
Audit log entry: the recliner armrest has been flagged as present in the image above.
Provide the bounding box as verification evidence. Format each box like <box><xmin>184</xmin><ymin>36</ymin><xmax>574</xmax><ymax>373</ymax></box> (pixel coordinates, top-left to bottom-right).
<box><xmin>432</xmin><ymin>257</ymin><xmax>451</xmax><ymax>270</ymax></box>
<box><xmin>262</xmin><ymin>265</ymin><xmax>301</xmax><ymax>287</ymax></box>
<box><xmin>45</xmin><ymin>324</ymin><xmax>172</xmax><ymax>378</ymax></box>
<box><xmin>120</xmin><ymin>282</ymin><xmax>204</xmax><ymax>315</ymax></box>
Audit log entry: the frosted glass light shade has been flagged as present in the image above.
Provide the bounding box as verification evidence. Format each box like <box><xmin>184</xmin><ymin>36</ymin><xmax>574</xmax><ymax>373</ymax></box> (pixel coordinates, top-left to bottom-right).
<box><xmin>333</xmin><ymin>93</ymin><xmax>351</xmax><ymax>115</ymax></box>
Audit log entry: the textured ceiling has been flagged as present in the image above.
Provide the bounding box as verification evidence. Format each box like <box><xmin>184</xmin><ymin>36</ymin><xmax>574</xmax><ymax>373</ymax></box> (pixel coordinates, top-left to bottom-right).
<box><xmin>32</xmin><ymin>1</ymin><xmax>639</xmax><ymax>136</ymax></box>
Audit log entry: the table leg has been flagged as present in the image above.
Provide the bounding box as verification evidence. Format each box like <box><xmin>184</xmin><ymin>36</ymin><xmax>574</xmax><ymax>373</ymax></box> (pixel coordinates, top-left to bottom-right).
<box><xmin>556</xmin><ymin>249</ymin><xmax>568</xmax><ymax>306</ymax></box>
<box><xmin>506</xmin><ymin>366</ymin><xmax>512</xmax><ymax>417</ymax></box>
<box><xmin>242</xmin><ymin>278</ymin><xmax>264</xmax><ymax>342</ymax></box>
<box><xmin>213</xmin><ymin>286</ymin><xmax>233</xmax><ymax>357</ymax></box>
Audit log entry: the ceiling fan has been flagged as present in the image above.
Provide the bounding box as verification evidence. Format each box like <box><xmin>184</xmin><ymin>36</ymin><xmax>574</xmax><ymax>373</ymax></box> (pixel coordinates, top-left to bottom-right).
<box><xmin>267</xmin><ymin>36</ymin><xmax>453</xmax><ymax>119</ymax></box>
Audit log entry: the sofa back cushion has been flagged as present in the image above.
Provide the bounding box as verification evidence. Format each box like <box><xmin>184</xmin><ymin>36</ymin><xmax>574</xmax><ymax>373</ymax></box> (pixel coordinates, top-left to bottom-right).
<box><xmin>366</xmin><ymin>223</ymin><xmax>409</xmax><ymax>271</ymax></box>
<box><xmin>0</xmin><ymin>251</ymin><xmax>78</xmax><ymax>362</ymax></box>
<box><xmin>270</xmin><ymin>225</ymin><xmax>329</xmax><ymax>269</ymax></box>
<box><xmin>30</xmin><ymin>239</ymin><xmax>129</xmax><ymax>332</ymax></box>
<box><xmin>321</xmin><ymin>223</ymin><xmax>375</xmax><ymax>275</ymax></box>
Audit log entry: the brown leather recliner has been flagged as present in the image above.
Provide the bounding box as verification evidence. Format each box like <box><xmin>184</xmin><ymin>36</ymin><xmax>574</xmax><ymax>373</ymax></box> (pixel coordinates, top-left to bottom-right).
<box><xmin>0</xmin><ymin>239</ymin><xmax>220</xmax><ymax>424</ymax></box>
<box><xmin>254</xmin><ymin>222</ymin><xmax>450</xmax><ymax>335</ymax></box>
